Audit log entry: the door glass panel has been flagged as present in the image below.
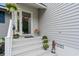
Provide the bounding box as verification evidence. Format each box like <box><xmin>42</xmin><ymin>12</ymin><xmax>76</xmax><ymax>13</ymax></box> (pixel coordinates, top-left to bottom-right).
<box><xmin>22</xmin><ymin>11</ymin><xmax>31</xmax><ymax>34</ymax></box>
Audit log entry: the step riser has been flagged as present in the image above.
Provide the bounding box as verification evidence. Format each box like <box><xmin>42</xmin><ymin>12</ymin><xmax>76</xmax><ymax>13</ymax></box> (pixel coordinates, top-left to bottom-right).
<box><xmin>13</xmin><ymin>40</ymin><xmax>42</xmax><ymax>48</ymax></box>
<box><xmin>13</xmin><ymin>38</ymin><xmax>41</xmax><ymax>45</ymax></box>
<box><xmin>13</xmin><ymin>37</ymin><xmax>42</xmax><ymax>42</ymax></box>
<box><xmin>12</xmin><ymin>37</ymin><xmax>54</xmax><ymax>56</ymax></box>
<box><xmin>12</xmin><ymin>42</ymin><xmax>42</xmax><ymax>51</ymax></box>
<box><xmin>12</xmin><ymin>44</ymin><xmax>42</xmax><ymax>55</ymax></box>
<box><xmin>14</xmin><ymin>47</ymin><xmax>43</xmax><ymax>56</ymax></box>
<box><xmin>12</xmin><ymin>37</ymin><xmax>42</xmax><ymax>56</ymax></box>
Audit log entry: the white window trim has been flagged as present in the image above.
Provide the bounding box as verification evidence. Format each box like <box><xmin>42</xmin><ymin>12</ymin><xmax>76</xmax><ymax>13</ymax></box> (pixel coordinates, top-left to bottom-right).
<box><xmin>18</xmin><ymin>9</ymin><xmax>34</xmax><ymax>36</ymax></box>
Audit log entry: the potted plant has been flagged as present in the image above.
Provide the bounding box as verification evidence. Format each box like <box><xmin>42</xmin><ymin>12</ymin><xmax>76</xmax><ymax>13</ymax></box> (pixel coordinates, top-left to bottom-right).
<box><xmin>0</xmin><ymin>37</ymin><xmax>5</xmax><ymax>55</ymax></box>
<box><xmin>43</xmin><ymin>39</ymin><xmax>48</xmax><ymax>43</ymax></box>
<box><xmin>5</xmin><ymin>3</ymin><xmax>18</xmax><ymax>20</ymax></box>
<box><xmin>5</xmin><ymin>3</ymin><xmax>17</xmax><ymax>12</ymax></box>
<box><xmin>42</xmin><ymin>35</ymin><xmax>48</xmax><ymax>40</ymax></box>
<box><xmin>43</xmin><ymin>43</ymin><xmax>49</xmax><ymax>50</ymax></box>
<box><xmin>13</xmin><ymin>34</ymin><xmax>20</xmax><ymax>39</ymax></box>
<box><xmin>42</xmin><ymin>35</ymin><xmax>49</xmax><ymax>50</ymax></box>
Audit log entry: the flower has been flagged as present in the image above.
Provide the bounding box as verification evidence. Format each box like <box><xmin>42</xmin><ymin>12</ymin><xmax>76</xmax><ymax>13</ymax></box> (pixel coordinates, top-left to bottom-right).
<box><xmin>34</xmin><ymin>28</ymin><xmax>40</xmax><ymax>33</ymax></box>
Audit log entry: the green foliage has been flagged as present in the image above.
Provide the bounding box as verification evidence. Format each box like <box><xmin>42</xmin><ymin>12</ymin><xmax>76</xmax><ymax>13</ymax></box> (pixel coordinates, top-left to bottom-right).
<box><xmin>43</xmin><ymin>39</ymin><xmax>48</xmax><ymax>43</ymax></box>
<box><xmin>42</xmin><ymin>35</ymin><xmax>49</xmax><ymax>50</ymax></box>
<box><xmin>0</xmin><ymin>37</ymin><xmax>5</xmax><ymax>54</ymax></box>
<box><xmin>6</xmin><ymin>3</ymin><xmax>17</xmax><ymax>11</ymax></box>
<box><xmin>42</xmin><ymin>35</ymin><xmax>48</xmax><ymax>40</ymax></box>
<box><xmin>13</xmin><ymin>34</ymin><xmax>20</xmax><ymax>39</ymax></box>
<box><xmin>2</xmin><ymin>38</ymin><xmax>5</xmax><ymax>41</ymax></box>
<box><xmin>43</xmin><ymin>43</ymin><xmax>49</xmax><ymax>50</ymax></box>
<box><xmin>0</xmin><ymin>37</ymin><xmax>5</xmax><ymax>43</ymax></box>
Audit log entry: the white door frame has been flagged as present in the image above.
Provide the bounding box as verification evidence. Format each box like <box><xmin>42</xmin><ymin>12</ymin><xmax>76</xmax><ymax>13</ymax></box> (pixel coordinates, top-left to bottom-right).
<box><xmin>19</xmin><ymin>9</ymin><xmax>34</xmax><ymax>36</ymax></box>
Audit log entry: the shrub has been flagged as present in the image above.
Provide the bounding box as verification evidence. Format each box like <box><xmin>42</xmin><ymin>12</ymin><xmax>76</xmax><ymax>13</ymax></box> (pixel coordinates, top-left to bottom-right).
<box><xmin>42</xmin><ymin>36</ymin><xmax>48</xmax><ymax>40</ymax></box>
<box><xmin>6</xmin><ymin>3</ymin><xmax>17</xmax><ymax>11</ymax></box>
<box><xmin>13</xmin><ymin>34</ymin><xmax>20</xmax><ymax>39</ymax></box>
<box><xmin>0</xmin><ymin>37</ymin><xmax>5</xmax><ymax>54</ymax></box>
<box><xmin>43</xmin><ymin>39</ymin><xmax>48</xmax><ymax>43</ymax></box>
<box><xmin>43</xmin><ymin>43</ymin><xmax>49</xmax><ymax>50</ymax></box>
<box><xmin>2</xmin><ymin>38</ymin><xmax>5</xmax><ymax>41</ymax></box>
<box><xmin>0</xmin><ymin>37</ymin><xmax>5</xmax><ymax>43</ymax></box>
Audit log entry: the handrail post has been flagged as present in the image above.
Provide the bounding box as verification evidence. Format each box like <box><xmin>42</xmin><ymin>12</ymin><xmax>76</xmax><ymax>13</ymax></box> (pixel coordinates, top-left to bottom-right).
<box><xmin>5</xmin><ymin>20</ymin><xmax>13</xmax><ymax>56</ymax></box>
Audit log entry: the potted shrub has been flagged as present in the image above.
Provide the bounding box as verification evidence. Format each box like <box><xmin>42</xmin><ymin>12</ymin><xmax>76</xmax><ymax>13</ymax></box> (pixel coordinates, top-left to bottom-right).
<box><xmin>5</xmin><ymin>3</ymin><xmax>18</xmax><ymax>16</ymax></box>
<box><xmin>6</xmin><ymin>3</ymin><xmax>17</xmax><ymax>12</ymax></box>
<box><xmin>42</xmin><ymin>35</ymin><xmax>49</xmax><ymax>50</ymax></box>
<box><xmin>43</xmin><ymin>43</ymin><xmax>49</xmax><ymax>50</ymax></box>
<box><xmin>0</xmin><ymin>38</ymin><xmax>5</xmax><ymax>55</ymax></box>
<box><xmin>43</xmin><ymin>39</ymin><xmax>48</xmax><ymax>43</ymax></box>
<box><xmin>13</xmin><ymin>34</ymin><xmax>20</xmax><ymax>39</ymax></box>
<box><xmin>42</xmin><ymin>35</ymin><xmax>48</xmax><ymax>40</ymax></box>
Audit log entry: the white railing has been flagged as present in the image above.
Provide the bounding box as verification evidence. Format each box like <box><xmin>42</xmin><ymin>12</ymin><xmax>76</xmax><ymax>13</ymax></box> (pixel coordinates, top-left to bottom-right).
<box><xmin>5</xmin><ymin>19</ymin><xmax>13</xmax><ymax>56</ymax></box>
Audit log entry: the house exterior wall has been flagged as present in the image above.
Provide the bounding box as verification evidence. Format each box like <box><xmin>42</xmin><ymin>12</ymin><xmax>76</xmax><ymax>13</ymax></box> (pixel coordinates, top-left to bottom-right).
<box><xmin>17</xmin><ymin>4</ymin><xmax>39</xmax><ymax>35</ymax></box>
<box><xmin>0</xmin><ymin>13</ymin><xmax>10</xmax><ymax>37</ymax></box>
<box><xmin>39</xmin><ymin>3</ymin><xmax>79</xmax><ymax>55</ymax></box>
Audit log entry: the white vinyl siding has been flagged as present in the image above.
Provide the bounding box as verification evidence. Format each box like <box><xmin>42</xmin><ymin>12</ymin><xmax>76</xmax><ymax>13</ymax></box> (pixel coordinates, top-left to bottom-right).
<box><xmin>39</xmin><ymin>3</ymin><xmax>79</xmax><ymax>50</ymax></box>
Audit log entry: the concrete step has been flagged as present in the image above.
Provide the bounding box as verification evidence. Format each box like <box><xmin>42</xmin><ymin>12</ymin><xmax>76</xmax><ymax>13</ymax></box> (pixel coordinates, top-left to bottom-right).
<box><xmin>13</xmin><ymin>39</ymin><xmax>42</xmax><ymax>48</ymax></box>
<box><xmin>13</xmin><ymin>37</ymin><xmax>41</xmax><ymax>45</ymax></box>
<box><xmin>12</xmin><ymin>37</ymin><xmax>54</xmax><ymax>56</ymax></box>
<box><xmin>13</xmin><ymin>37</ymin><xmax>42</xmax><ymax>42</ymax></box>
<box><xmin>16</xmin><ymin>48</ymin><xmax>47</xmax><ymax>56</ymax></box>
<box><xmin>12</xmin><ymin>42</ymin><xmax>42</xmax><ymax>56</ymax></box>
<box><xmin>22</xmin><ymin>42</ymin><xmax>53</xmax><ymax>56</ymax></box>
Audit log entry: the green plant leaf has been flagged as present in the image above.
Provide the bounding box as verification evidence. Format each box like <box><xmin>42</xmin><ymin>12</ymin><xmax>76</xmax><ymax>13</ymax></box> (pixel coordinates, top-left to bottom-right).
<box><xmin>43</xmin><ymin>39</ymin><xmax>48</xmax><ymax>43</ymax></box>
<box><xmin>42</xmin><ymin>35</ymin><xmax>48</xmax><ymax>40</ymax></box>
<box><xmin>43</xmin><ymin>43</ymin><xmax>49</xmax><ymax>49</ymax></box>
<box><xmin>5</xmin><ymin>3</ymin><xmax>17</xmax><ymax>12</ymax></box>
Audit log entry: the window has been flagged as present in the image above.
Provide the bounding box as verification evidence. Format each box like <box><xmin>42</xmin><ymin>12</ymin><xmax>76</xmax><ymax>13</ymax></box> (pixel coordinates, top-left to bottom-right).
<box><xmin>0</xmin><ymin>11</ymin><xmax>5</xmax><ymax>23</ymax></box>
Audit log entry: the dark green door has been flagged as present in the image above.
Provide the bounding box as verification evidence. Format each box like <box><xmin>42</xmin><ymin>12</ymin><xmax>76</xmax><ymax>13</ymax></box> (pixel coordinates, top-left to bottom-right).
<box><xmin>22</xmin><ymin>11</ymin><xmax>31</xmax><ymax>34</ymax></box>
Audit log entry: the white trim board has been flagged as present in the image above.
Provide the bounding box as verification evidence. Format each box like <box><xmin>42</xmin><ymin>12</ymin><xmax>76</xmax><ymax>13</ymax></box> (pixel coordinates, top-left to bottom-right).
<box><xmin>18</xmin><ymin>9</ymin><xmax>34</xmax><ymax>36</ymax></box>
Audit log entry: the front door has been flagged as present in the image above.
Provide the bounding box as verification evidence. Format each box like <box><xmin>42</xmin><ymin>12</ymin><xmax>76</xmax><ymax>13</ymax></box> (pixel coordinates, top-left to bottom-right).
<box><xmin>22</xmin><ymin>11</ymin><xmax>31</xmax><ymax>34</ymax></box>
<box><xmin>17</xmin><ymin>10</ymin><xmax>33</xmax><ymax>35</ymax></box>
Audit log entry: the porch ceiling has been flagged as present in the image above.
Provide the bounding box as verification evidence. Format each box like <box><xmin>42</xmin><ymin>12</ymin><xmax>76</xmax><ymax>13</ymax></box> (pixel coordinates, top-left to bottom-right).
<box><xmin>18</xmin><ymin>3</ymin><xmax>47</xmax><ymax>9</ymax></box>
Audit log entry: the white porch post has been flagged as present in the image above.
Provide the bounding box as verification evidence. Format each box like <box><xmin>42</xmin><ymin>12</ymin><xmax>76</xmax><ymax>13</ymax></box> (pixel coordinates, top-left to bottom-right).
<box><xmin>5</xmin><ymin>20</ymin><xmax>13</xmax><ymax>56</ymax></box>
<box><xmin>19</xmin><ymin>10</ymin><xmax>22</xmax><ymax>35</ymax></box>
<box><xmin>14</xmin><ymin>11</ymin><xmax>18</xmax><ymax>33</ymax></box>
<box><xmin>5</xmin><ymin>12</ymin><xmax>14</xmax><ymax>56</ymax></box>
<box><xmin>5</xmin><ymin>36</ymin><xmax>12</xmax><ymax>56</ymax></box>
